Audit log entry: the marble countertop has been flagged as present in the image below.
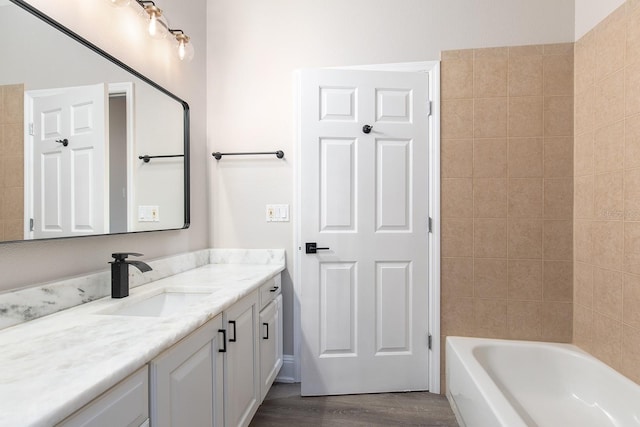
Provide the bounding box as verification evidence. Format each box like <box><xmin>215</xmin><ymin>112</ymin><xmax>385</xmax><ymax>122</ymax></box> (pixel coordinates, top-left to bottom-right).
<box><xmin>0</xmin><ymin>261</ymin><xmax>284</xmax><ymax>427</ymax></box>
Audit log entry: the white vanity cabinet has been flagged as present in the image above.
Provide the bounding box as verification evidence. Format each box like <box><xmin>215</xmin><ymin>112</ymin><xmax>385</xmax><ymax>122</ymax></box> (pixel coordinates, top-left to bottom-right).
<box><xmin>258</xmin><ymin>276</ymin><xmax>283</xmax><ymax>402</ymax></box>
<box><xmin>60</xmin><ymin>274</ymin><xmax>282</xmax><ymax>427</ymax></box>
<box><xmin>150</xmin><ymin>315</ymin><xmax>225</xmax><ymax>427</ymax></box>
<box><xmin>57</xmin><ymin>366</ymin><xmax>149</xmax><ymax>427</ymax></box>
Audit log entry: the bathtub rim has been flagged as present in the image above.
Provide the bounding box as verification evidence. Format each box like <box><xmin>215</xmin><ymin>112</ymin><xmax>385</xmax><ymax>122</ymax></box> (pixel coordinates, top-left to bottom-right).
<box><xmin>446</xmin><ymin>336</ymin><xmax>529</xmax><ymax>427</ymax></box>
<box><xmin>445</xmin><ymin>336</ymin><xmax>640</xmax><ymax>427</ymax></box>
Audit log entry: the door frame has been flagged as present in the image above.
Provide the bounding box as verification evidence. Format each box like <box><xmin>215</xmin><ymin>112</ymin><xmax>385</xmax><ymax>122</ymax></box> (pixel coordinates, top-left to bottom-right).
<box><xmin>293</xmin><ymin>61</ymin><xmax>441</xmax><ymax>393</ymax></box>
<box><xmin>107</xmin><ymin>82</ymin><xmax>136</xmax><ymax>231</ymax></box>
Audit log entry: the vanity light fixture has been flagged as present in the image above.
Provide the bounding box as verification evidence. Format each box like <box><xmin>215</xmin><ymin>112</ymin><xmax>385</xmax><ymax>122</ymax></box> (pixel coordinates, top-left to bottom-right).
<box><xmin>105</xmin><ymin>0</ymin><xmax>194</xmax><ymax>61</ymax></box>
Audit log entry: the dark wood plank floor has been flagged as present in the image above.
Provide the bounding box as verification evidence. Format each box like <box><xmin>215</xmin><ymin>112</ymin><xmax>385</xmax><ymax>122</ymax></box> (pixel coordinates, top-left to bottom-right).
<box><xmin>249</xmin><ymin>383</ymin><xmax>459</xmax><ymax>427</ymax></box>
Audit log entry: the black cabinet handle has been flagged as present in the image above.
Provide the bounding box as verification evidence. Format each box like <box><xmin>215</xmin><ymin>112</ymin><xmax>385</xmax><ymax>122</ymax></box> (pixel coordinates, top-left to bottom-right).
<box><xmin>229</xmin><ymin>320</ymin><xmax>237</xmax><ymax>342</ymax></box>
<box><xmin>263</xmin><ymin>322</ymin><xmax>269</xmax><ymax>340</ymax></box>
<box><xmin>218</xmin><ymin>329</ymin><xmax>227</xmax><ymax>352</ymax></box>
<box><xmin>270</xmin><ymin>286</ymin><xmax>279</xmax><ymax>293</ymax></box>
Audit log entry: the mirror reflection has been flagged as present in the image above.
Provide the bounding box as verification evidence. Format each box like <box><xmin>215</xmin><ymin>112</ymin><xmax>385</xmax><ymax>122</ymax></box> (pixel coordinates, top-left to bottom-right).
<box><xmin>0</xmin><ymin>0</ymin><xmax>188</xmax><ymax>242</ymax></box>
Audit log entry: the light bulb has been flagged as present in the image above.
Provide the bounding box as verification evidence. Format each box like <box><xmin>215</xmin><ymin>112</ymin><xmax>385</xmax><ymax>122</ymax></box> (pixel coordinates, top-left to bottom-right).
<box><xmin>178</xmin><ymin>39</ymin><xmax>186</xmax><ymax>59</ymax></box>
<box><xmin>148</xmin><ymin>14</ymin><xmax>158</xmax><ymax>36</ymax></box>
<box><xmin>174</xmin><ymin>33</ymin><xmax>194</xmax><ymax>62</ymax></box>
<box><xmin>144</xmin><ymin>5</ymin><xmax>168</xmax><ymax>39</ymax></box>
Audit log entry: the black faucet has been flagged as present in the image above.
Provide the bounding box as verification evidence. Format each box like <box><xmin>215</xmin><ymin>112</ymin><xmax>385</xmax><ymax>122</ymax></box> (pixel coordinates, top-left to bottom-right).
<box><xmin>110</xmin><ymin>252</ymin><xmax>153</xmax><ymax>298</ymax></box>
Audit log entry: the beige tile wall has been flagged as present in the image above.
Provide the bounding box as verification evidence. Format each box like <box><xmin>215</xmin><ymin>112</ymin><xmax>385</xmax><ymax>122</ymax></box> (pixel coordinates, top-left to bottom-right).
<box><xmin>440</xmin><ymin>44</ymin><xmax>574</xmax><ymax>385</ymax></box>
<box><xmin>573</xmin><ymin>1</ymin><xmax>640</xmax><ymax>385</ymax></box>
<box><xmin>0</xmin><ymin>84</ymin><xmax>24</xmax><ymax>242</ymax></box>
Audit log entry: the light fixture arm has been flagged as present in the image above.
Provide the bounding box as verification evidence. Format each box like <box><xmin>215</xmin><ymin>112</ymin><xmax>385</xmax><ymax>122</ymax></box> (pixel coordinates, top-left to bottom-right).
<box><xmin>169</xmin><ymin>28</ymin><xmax>189</xmax><ymax>44</ymax></box>
<box><xmin>135</xmin><ymin>0</ymin><xmax>156</xmax><ymax>7</ymax></box>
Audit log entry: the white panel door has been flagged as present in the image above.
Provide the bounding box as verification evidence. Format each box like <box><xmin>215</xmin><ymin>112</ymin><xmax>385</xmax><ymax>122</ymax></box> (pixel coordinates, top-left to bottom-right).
<box><xmin>28</xmin><ymin>84</ymin><xmax>108</xmax><ymax>238</ymax></box>
<box><xmin>299</xmin><ymin>68</ymin><xmax>430</xmax><ymax>395</ymax></box>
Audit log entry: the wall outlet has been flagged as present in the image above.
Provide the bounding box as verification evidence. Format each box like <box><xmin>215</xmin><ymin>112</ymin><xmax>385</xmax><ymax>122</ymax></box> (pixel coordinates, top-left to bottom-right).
<box><xmin>139</xmin><ymin>205</ymin><xmax>160</xmax><ymax>222</ymax></box>
<box><xmin>266</xmin><ymin>204</ymin><xmax>289</xmax><ymax>222</ymax></box>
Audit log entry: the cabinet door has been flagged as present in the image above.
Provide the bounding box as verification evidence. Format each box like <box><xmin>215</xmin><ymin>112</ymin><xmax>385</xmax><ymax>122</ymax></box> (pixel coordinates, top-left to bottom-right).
<box><xmin>58</xmin><ymin>366</ymin><xmax>148</xmax><ymax>427</ymax></box>
<box><xmin>224</xmin><ymin>291</ymin><xmax>260</xmax><ymax>427</ymax></box>
<box><xmin>151</xmin><ymin>315</ymin><xmax>224</xmax><ymax>427</ymax></box>
<box><xmin>259</xmin><ymin>294</ymin><xmax>283</xmax><ymax>402</ymax></box>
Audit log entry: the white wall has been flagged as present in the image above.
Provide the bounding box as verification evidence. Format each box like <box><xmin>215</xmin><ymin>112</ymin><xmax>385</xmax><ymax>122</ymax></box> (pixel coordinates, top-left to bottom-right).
<box><xmin>0</xmin><ymin>0</ymin><xmax>208</xmax><ymax>292</ymax></box>
<box><xmin>575</xmin><ymin>0</ymin><xmax>626</xmax><ymax>39</ymax></box>
<box><xmin>206</xmin><ymin>0</ymin><xmax>575</xmax><ymax>355</ymax></box>
<box><xmin>131</xmin><ymin>85</ymin><xmax>185</xmax><ymax>231</ymax></box>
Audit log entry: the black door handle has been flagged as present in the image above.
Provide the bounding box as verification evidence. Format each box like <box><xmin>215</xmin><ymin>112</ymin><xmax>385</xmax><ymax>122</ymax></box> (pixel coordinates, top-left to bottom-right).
<box><xmin>56</xmin><ymin>138</ymin><xmax>69</xmax><ymax>147</ymax></box>
<box><xmin>263</xmin><ymin>322</ymin><xmax>269</xmax><ymax>340</ymax></box>
<box><xmin>305</xmin><ymin>242</ymin><xmax>330</xmax><ymax>254</ymax></box>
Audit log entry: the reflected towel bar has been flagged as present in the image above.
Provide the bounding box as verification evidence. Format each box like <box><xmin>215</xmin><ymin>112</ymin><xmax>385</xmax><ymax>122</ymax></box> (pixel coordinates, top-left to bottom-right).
<box><xmin>138</xmin><ymin>154</ymin><xmax>184</xmax><ymax>163</ymax></box>
<box><xmin>212</xmin><ymin>151</ymin><xmax>284</xmax><ymax>160</ymax></box>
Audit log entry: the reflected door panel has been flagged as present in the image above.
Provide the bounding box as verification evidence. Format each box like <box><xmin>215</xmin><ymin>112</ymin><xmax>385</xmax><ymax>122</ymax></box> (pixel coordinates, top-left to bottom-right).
<box><xmin>28</xmin><ymin>83</ymin><xmax>107</xmax><ymax>238</ymax></box>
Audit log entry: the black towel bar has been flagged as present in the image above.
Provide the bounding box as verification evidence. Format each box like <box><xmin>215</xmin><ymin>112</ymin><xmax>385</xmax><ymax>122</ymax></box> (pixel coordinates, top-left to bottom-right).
<box><xmin>138</xmin><ymin>154</ymin><xmax>184</xmax><ymax>163</ymax></box>
<box><xmin>212</xmin><ymin>151</ymin><xmax>284</xmax><ymax>160</ymax></box>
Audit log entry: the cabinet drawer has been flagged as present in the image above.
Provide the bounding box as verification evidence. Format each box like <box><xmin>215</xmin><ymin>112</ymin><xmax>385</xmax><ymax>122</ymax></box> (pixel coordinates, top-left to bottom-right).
<box><xmin>58</xmin><ymin>366</ymin><xmax>148</xmax><ymax>427</ymax></box>
<box><xmin>259</xmin><ymin>274</ymin><xmax>281</xmax><ymax>310</ymax></box>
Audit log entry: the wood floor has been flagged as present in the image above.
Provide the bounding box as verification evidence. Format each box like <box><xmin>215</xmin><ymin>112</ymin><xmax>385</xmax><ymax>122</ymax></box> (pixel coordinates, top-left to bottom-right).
<box><xmin>249</xmin><ymin>383</ymin><xmax>459</xmax><ymax>427</ymax></box>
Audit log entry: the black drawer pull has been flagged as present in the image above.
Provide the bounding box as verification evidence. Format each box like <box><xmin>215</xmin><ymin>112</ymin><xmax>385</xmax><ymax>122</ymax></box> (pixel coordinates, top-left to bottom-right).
<box><xmin>270</xmin><ymin>286</ymin><xmax>279</xmax><ymax>292</ymax></box>
<box><xmin>229</xmin><ymin>320</ymin><xmax>237</xmax><ymax>342</ymax></box>
<box><xmin>218</xmin><ymin>329</ymin><xmax>227</xmax><ymax>352</ymax></box>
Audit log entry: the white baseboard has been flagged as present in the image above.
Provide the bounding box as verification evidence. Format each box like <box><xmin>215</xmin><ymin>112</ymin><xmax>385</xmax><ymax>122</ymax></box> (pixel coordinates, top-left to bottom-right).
<box><xmin>275</xmin><ymin>354</ymin><xmax>297</xmax><ymax>383</ymax></box>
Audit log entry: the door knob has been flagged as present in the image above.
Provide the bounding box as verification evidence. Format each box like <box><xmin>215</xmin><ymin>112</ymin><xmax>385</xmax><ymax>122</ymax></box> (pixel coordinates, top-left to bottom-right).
<box><xmin>56</xmin><ymin>138</ymin><xmax>69</xmax><ymax>147</ymax></box>
<box><xmin>305</xmin><ymin>242</ymin><xmax>330</xmax><ymax>254</ymax></box>
<box><xmin>362</xmin><ymin>124</ymin><xmax>373</xmax><ymax>134</ymax></box>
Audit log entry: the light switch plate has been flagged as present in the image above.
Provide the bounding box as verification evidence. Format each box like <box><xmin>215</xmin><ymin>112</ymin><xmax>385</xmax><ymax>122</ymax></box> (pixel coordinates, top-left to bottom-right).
<box><xmin>266</xmin><ymin>204</ymin><xmax>289</xmax><ymax>222</ymax></box>
<box><xmin>138</xmin><ymin>205</ymin><xmax>160</xmax><ymax>222</ymax></box>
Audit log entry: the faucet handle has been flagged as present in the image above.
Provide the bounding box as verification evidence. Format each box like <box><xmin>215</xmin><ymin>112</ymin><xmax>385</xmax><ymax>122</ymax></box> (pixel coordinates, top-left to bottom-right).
<box><xmin>111</xmin><ymin>252</ymin><xmax>144</xmax><ymax>262</ymax></box>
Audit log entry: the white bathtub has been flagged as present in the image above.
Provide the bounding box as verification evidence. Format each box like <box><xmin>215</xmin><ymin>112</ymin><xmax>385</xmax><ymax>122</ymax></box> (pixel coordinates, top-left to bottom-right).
<box><xmin>446</xmin><ymin>336</ymin><xmax>640</xmax><ymax>427</ymax></box>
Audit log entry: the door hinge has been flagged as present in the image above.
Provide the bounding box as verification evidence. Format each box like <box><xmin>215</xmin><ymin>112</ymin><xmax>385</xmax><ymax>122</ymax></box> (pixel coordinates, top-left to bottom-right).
<box><xmin>29</xmin><ymin>218</ymin><xmax>34</xmax><ymax>232</ymax></box>
<box><xmin>28</xmin><ymin>123</ymin><xmax>34</xmax><ymax>136</ymax></box>
<box><xmin>426</xmin><ymin>100</ymin><xmax>432</xmax><ymax>116</ymax></box>
<box><xmin>428</xmin><ymin>217</ymin><xmax>433</xmax><ymax>233</ymax></box>
<box><xmin>428</xmin><ymin>334</ymin><xmax>432</xmax><ymax>350</ymax></box>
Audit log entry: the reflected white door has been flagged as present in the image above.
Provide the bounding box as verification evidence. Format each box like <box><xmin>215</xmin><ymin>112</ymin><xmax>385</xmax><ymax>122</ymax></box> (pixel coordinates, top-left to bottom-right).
<box><xmin>27</xmin><ymin>84</ymin><xmax>108</xmax><ymax>238</ymax></box>
<box><xmin>299</xmin><ymin>69</ymin><xmax>430</xmax><ymax>395</ymax></box>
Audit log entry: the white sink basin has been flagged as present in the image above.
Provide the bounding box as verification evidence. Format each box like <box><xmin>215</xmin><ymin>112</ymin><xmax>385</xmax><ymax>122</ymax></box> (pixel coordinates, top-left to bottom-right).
<box><xmin>104</xmin><ymin>291</ymin><xmax>212</xmax><ymax>317</ymax></box>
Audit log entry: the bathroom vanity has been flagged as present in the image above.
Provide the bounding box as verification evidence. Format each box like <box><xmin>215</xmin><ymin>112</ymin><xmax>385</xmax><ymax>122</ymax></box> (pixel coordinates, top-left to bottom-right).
<box><xmin>0</xmin><ymin>249</ymin><xmax>284</xmax><ymax>427</ymax></box>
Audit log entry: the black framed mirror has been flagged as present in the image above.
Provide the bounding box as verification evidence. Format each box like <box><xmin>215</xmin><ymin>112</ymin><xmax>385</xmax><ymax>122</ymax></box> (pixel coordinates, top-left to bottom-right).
<box><xmin>0</xmin><ymin>0</ymin><xmax>189</xmax><ymax>243</ymax></box>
